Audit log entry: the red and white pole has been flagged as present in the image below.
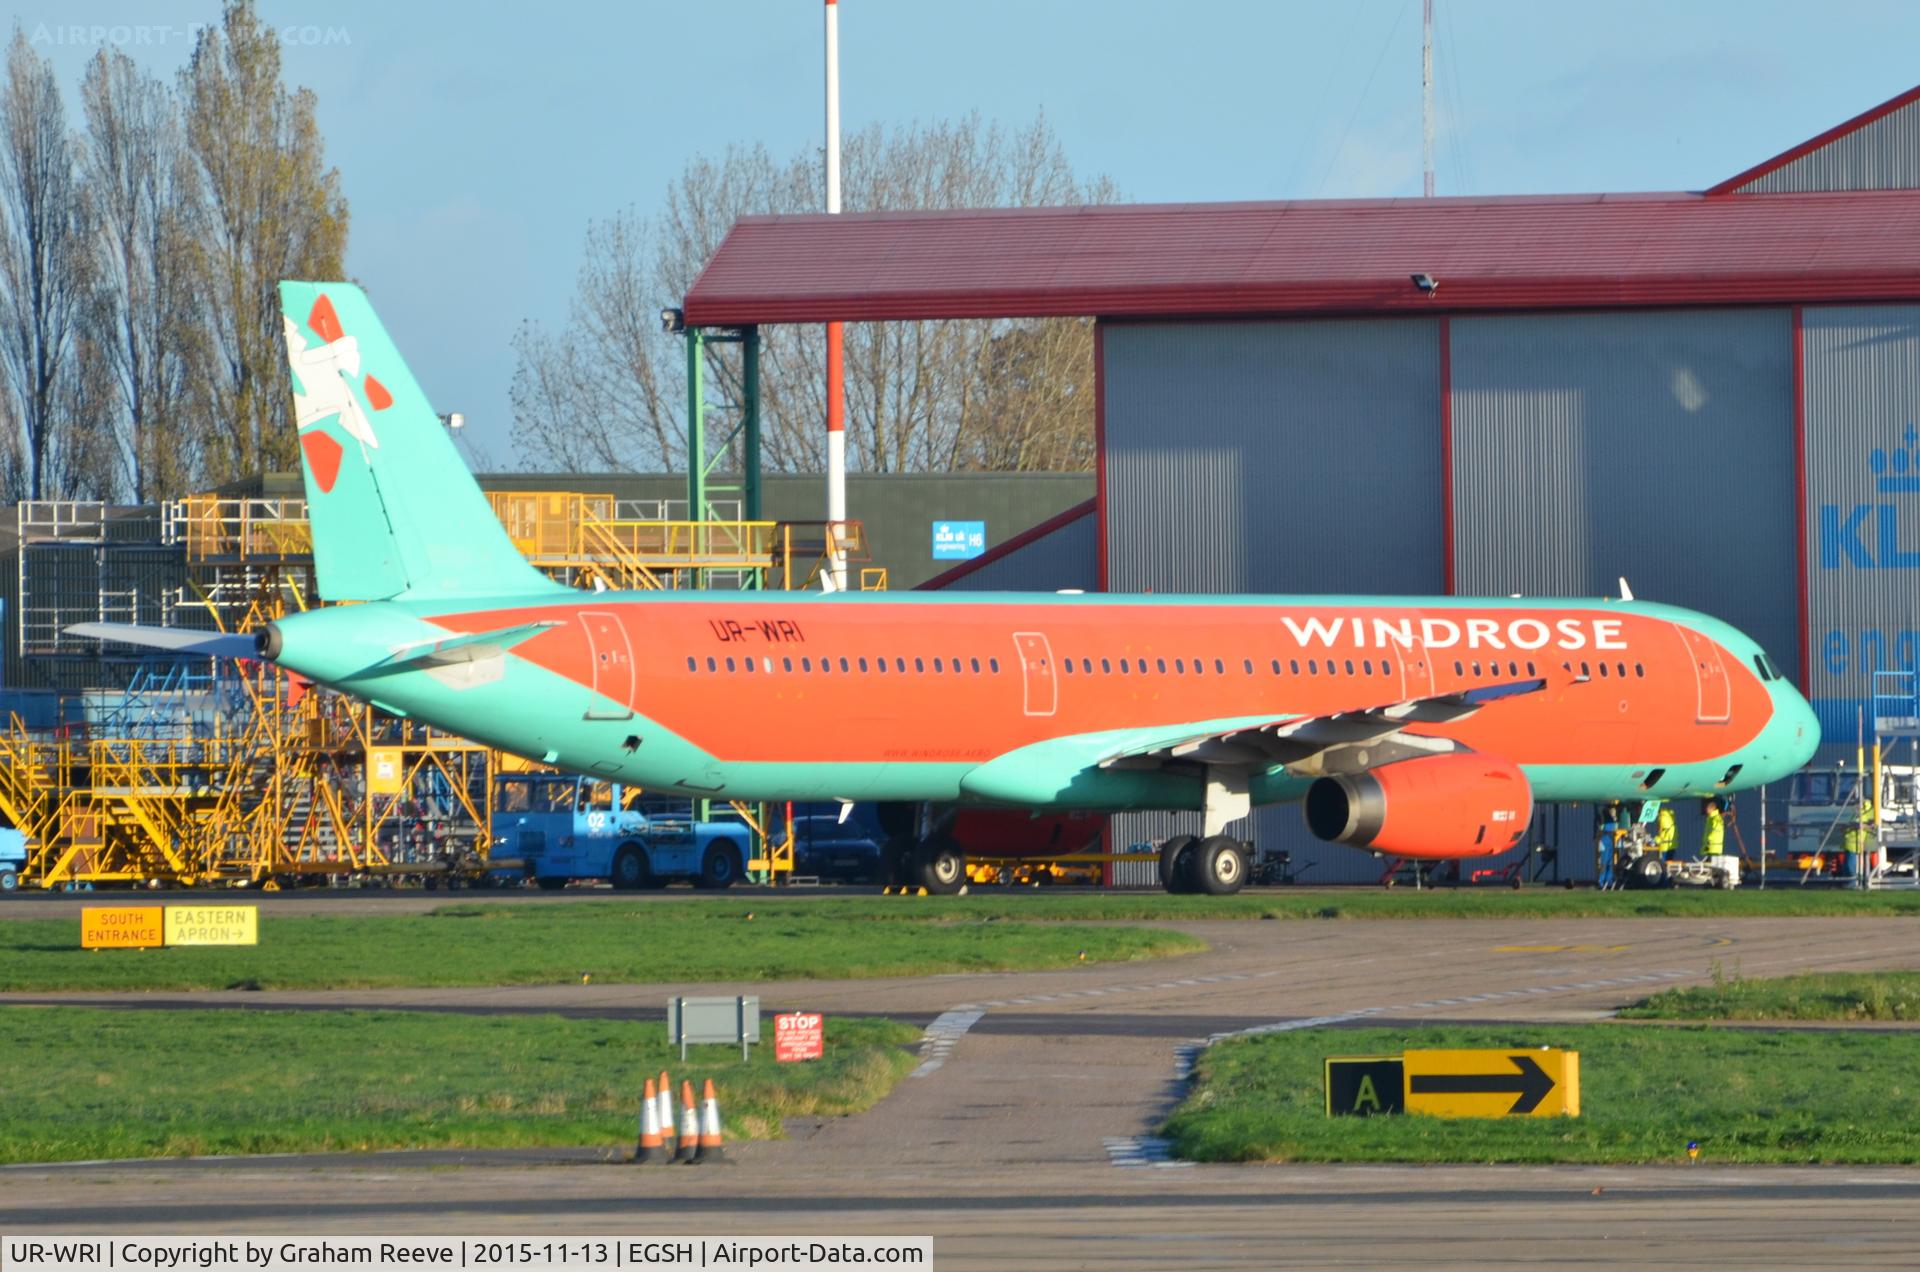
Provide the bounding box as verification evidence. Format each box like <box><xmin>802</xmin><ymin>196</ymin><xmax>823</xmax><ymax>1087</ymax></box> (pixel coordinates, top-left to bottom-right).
<box><xmin>824</xmin><ymin>0</ymin><xmax>847</xmax><ymax>589</ymax></box>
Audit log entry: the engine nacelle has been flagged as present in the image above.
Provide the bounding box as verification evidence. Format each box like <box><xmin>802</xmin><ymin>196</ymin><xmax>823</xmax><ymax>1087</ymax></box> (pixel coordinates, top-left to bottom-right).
<box><xmin>1303</xmin><ymin>753</ymin><xmax>1533</xmax><ymax>860</ymax></box>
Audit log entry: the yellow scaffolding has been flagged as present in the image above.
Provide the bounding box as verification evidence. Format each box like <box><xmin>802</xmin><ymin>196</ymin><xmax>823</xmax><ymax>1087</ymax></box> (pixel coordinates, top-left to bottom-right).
<box><xmin>4</xmin><ymin>489</ymin><xmax>882</xmax><ymax>889</ymax></box>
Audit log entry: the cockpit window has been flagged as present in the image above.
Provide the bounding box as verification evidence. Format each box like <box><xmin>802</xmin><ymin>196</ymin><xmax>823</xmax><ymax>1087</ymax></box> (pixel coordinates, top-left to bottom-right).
<box><xmin>1753</xmin><ymin>654</ymin><xmax>1776</xmax><ymax>682</ymax></box>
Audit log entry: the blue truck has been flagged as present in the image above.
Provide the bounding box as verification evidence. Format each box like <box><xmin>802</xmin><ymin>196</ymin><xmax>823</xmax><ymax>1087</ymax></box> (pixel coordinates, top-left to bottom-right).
<box><xmin>490</xmin><ymin>773</ymin><xmax>749</xmax><ymax>890</ymax></box>
<box><xmin>0</xmin><ymin>826</ymin><xmax>22</xmax><ymax>891</ymax></box>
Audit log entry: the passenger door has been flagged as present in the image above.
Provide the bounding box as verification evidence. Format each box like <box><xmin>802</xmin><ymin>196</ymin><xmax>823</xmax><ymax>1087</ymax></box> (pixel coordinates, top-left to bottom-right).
<box><xmin>581</xmin><ymin>610</ymin><xmax>635</xmax><ymax>719</ymax></box>
<box><xmin>1012</xmin><ymin>631</ymin><xmax>1058</xmax><ymax>717</ymax></box>
<box><xmin>1677</xmin><ymin>624</ymin><xmax>1731</xmax><ymax>724</ymax></box>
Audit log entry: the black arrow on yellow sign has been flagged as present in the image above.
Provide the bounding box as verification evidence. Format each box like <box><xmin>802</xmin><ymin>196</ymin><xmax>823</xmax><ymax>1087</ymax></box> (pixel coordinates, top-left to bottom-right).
<box><xmin>1407</xmin><ymin>1054</ymin><xmax>1555</xmax><ymax>1114</ymax></box>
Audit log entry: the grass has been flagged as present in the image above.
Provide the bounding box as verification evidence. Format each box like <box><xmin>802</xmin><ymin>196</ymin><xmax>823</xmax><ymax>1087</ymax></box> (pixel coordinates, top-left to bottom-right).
<box><xmin>0</xmin><ymin>899</ymin><xmax>1204</xmax><ymax>992</ymax></box>
<box><xmin>1164</xmin><ymin>1023</ymin><xmax>1920</xmax><ymax>1164</ymax></box>
<box><xmin>0</xmin><ymin>1005</ymin><xmax>922</xmax><ymax>1164</ymax></box>
<box><xmin>924</xmin><ymin>888</ymin><xmax>1920</xmax><ymax>921</ymax></box>
<box><xmin>1623</xmin><ymin>970</ymin><xmax>1920</xmax><ymax>1022</ymax></box>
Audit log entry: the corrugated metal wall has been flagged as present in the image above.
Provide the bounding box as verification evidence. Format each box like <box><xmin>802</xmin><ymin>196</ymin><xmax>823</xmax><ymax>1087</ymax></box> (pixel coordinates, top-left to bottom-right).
<box><xmin>941</xmin><ymin>508</ymin><xmax>1096</xmax><ymax>593</ymax></box>
<box><xmin>1102</xmin><ymin>318</ymin><xmax>1445</xmax><ymax>880</ymax></box>
<box><xmin>1732</xmin><ymin>97</ymin><xmax>1920</xmax><ymax>192</ymax></box>
<box><xmin>1451</xmin><ymin>309</ymin><xmax>1798</xmax><ymax>675</ymax></box>
<box><xmin>1803</xmin><ymin>304</ymin><xmax>1920</xmax><ymax>742</ymax></box>
<box><xmin>1103</xmin><ymin>319</ymin><xmax>1444</xmax><ymax>594</ymax></box>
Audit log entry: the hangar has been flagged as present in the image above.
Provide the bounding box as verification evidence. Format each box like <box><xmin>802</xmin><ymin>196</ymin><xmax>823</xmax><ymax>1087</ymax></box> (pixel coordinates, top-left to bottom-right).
<box><xmin>685</xmin><ymin>85</ymin><xmax>1920</xmax><ymax>880</ymax></box>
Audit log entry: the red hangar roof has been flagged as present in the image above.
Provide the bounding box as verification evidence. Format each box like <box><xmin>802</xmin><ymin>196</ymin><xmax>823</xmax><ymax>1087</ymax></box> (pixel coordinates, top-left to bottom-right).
<box><xmin>681</xmin><ymin>188</ymin><xmax>1920</xmax><ymax>326</ymax></box>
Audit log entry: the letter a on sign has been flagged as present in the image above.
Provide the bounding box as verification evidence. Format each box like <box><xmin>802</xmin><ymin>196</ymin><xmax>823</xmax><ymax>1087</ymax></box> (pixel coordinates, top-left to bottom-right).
<box><xmin>1324</xmin><ymin>1056</ymin><xmax>1405</xmax><ymax>1116</ymax></box>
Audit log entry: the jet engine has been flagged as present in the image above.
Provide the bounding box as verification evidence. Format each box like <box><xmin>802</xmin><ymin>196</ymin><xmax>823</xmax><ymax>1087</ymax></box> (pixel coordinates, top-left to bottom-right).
<box><xmin>1303</xmin><ymin>752</ymin><xmax>1532</xmax><ymax>859</ymax></box>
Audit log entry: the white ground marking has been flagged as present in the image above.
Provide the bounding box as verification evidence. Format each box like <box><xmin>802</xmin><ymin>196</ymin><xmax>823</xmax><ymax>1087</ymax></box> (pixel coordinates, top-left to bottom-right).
<box><xmin>911</xmin><ymin>1007</ymin><xmax>984</xmax><ymax>1077</ymax></box>
<box><xmin>1102</xmin><ymin>1136</ymin><xmax>1193</xmax><ymax>1169</ymax></box>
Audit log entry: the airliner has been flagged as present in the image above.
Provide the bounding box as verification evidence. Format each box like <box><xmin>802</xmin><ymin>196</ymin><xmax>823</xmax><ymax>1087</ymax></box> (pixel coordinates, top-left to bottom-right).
<box><xmin>77</xmin><ymin>283</ymin><xmax>1821</xmax><ymax>895</ymax></box>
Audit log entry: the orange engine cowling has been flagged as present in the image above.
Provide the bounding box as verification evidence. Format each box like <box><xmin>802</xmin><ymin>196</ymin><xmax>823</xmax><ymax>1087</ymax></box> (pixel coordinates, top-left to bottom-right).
<box><xmin>1303</xmin><ymin>752</ymin><xmax>1533</xmax><ymax>860</ymax></box>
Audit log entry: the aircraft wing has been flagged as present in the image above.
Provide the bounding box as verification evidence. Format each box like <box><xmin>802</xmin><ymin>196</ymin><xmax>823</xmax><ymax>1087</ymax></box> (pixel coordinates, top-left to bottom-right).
<box><xmin>959</xmin><ymin>677</ymin><xmax>1550</xmax><ymax>806</ymax></box>
<box><xmin>1098</xmin><ymin>678</ymin><xmax>1548</xmax><ymax>776</ymax></box>
<box><xmin>66</xmin><ymin>623</ymin><xmax>257</xmax><ymax>660</ymax></box>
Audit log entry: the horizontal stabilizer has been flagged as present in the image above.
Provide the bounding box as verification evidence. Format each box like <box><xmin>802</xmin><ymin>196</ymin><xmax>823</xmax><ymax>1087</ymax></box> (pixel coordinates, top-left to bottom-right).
<box><xmin>66</xmin><ymin>623</ymin><xmax>257</xmax><ymax>660</ymax></box>
<box><xmin>369</xmin><ymin>620</ymin><xmax>563</xmax><ymax>671</ymax></box>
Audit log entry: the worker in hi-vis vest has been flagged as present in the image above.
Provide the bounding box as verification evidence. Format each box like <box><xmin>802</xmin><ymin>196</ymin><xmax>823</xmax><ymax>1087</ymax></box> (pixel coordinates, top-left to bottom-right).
<box><xmin>1700</xmin><ymin>798</ymin><xmax>1726</xmax><ymax>858</ymax></box>
<box><xmin>1843</xmin><ymin>798</ymin><xmax>1873</xmax><ymax>876</ymax></box>
<box><xmin>1653</xmin><ymin>805</ymin><xmax>1677</xmax><ymax>856</ymax></box>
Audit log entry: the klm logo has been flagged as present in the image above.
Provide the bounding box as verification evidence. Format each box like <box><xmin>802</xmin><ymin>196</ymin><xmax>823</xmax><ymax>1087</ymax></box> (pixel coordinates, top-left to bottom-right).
<box><xmin>1820</xmin><ymin>426</ymin><xmax>1920</xmax><ymax>569</ymax></box>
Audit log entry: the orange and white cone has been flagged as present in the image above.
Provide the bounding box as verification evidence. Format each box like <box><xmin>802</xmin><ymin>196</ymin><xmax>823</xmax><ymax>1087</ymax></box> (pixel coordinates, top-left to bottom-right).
<box><xmin>694</xmin><ymin>1078</ymin><xmax>727</xmax><ymax>1164</ymax></box>
<box><xmin>655</xmin><ymin>1070</ymin><xmax>675</xmax><ymax>1153</ymax></box>
<box><xmin>675</xmin><ymin>1080</ymin><xmax>701</xmax><ymax>1164</ymax></box>
<box><xmin>635</xmin><ymin>1077</ymin><xmax>667</xmax><ymax>1164</ymax></box>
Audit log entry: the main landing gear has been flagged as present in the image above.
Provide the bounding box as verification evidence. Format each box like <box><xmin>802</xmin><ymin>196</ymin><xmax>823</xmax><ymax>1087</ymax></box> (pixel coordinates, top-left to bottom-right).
<box><xmin>877</xmin><ymin>803</ymin><xmax>968</xmax><ymax>894</ymax></box>
<box><xmin>1157</xmin><ymin>833</ymin><xmax>1250</xmax><ymax>895</ymax></box>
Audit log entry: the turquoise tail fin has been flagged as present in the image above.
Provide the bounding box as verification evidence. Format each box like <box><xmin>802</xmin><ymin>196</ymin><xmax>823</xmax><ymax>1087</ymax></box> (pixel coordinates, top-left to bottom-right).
<box><xmin>278</xmin><ymin>281</ymin><xmax>558</xmax><ymax>601</ymax></box>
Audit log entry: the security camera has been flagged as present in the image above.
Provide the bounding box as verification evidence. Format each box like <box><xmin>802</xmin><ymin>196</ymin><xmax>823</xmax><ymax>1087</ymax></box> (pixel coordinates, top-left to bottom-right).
<box><xmin>1410</xmin><ymin>273</ymin><xmax>1438</xmax><ymax>294</ymax></box>
<box><xmin>660</xmin><ymin>307</ymin><xmax>686</xmax><ymax>334</ymax></box>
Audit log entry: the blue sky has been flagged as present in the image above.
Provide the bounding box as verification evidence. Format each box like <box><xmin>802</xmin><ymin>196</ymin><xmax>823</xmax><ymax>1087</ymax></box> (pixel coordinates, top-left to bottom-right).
<box><xmin>21</xmin><ymin>1</ymin><xmax>1920</xmax><ymax>466</ymax></box>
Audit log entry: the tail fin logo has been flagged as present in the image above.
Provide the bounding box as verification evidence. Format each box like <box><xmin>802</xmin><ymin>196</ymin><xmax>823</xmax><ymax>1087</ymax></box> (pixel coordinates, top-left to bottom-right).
<box><xmin>283</xmin><ymin>295</ymin><xmax>393</xmax><ymax>492</ymax></box>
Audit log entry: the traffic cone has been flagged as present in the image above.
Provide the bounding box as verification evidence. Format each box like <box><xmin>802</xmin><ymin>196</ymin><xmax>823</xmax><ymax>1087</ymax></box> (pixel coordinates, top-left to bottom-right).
<box><xmin>635</xmin><ymin>1078</ymin><xmax>666</xmax><ymax>1164</ymax></box>
<box><xmin>655</xmin><ymin>1070</ymin><xmax>674</xmax><ymax>1153</ymax></box>
<box><xmin>694</xmin><ymin>1078</ymin><xmax>727</xmax><ymax>1164</ymax></box>
<box><xmin>675</xmin><ymin>1081</ymin><xmax>700</xmax><ymax>1163</ymax></box>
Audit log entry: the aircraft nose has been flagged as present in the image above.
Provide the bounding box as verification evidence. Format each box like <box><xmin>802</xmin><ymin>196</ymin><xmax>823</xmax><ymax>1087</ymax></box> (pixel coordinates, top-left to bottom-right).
<box><xmin>1774</xmin><ymin>681</ymin><xmax>1822</xmax><ymax>773</ymax></box>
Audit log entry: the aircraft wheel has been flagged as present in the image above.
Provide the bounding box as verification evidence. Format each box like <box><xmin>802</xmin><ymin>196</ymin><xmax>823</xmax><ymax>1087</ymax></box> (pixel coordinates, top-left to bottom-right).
<box><xmin>1626</xmin><ymin>855</ymin><xmax>1667</xmax><ymax>890</ymax></box>
<box><xmin>1193</xmin><ymin>835</ymin><xmax>1247</xmax><ymax>896</ymax></box>
<box><xmin>914</xmin><ymin>836</ymin><xmax>967</xmax><ymax>895</ymax></box>
<box><xmin>1158</xmin><ymin>835</ymin><xmax>1198</xmax><ymax>893</ymax></box>
<box><xmin>610</xmin><ymin>842</ymin><xmax>651</xmax><ymax>891</ymax></box>
<box><xmin>696</xmin><ymin>840</ymin><xmax>744</xmax><ymax>890</ymax></box>
<box><xmin>534</xmin><ymin>877</ymin><xmax>568</xmax><ymax>892</ymax></box>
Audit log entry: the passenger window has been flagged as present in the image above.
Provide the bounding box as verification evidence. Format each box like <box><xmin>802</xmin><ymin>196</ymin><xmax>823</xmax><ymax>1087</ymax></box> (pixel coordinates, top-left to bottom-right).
<box><xmin>1101</xmin><ymin>658</ymin><xmax>1111</xmax><ymax>673</ymax></box>
<box><xmin>1598</xmin><ymin>662</ymin><xmax>1609</xmax><ymax>678</ymax></box>
<box><xmin>726</xmin><ymin>656</ymin><xmax>736</xmax><ymax>672</ymax></box>
<box><xmin>1308</xmin><ymin>660</ymin><xmax>1318</xmax><ymax>674</ymax></box>
<box><xmin>1525</xmin><ymin>661</ymin><xmax>1536</xmax><ymax>676</ymax></box>
<box><xmin>1635</xmin><ymin>662</ymin><xmax>1645</xmax><ymax>677</ymax></box>
<box><xmin>803</xmin><ymin>656</ymin><xmax>813</xmax><ymax>671</ymax></box>
<box><xmin>1580</xmin><ymin>661</ymin><xmax>1590</xmax><ymax>677</ymax></box>
<box><xmin>1118</xmin><ymin>659</ymin><xmax>1129</xmax><ymax>675</ymax></box>
<box><xmin>1137</xmin><ymin>658</ymin><xmax>1147</xmax><ymax>673</ymax></box>
<box><xmin>859</xmin><ymin>657</ymin><xmax>869</xmax><ymax>672</ymax></box>
<box><xmin>1616</xmin><ymin>662</ymin><xmax>1626</xmax><ymax>678</ymax></box>
<box><xmin>1243</xmin><ymin>658</ymin><xmax>1254</xmax><ymax>674</ymax></box>
<box><xmin>895</xmin><ymin>657</ymin><xmax>906</xmax><ymax>673</ymax></box>
<box><xmin>1271</xmin><ymin>659</ymin><xmax>1281</xmax><ymax>674</ymax></box>
<box><xmin>1157</xmin><ymin>658</ymin><xmax>1167</xmax><ymax>673</ymax></box>
<box><xmin>1362</xmin><ymin>660</ymin><xmax>1373</xmax><ymax>675</ymax></box>
<box><xmin>1454</xmin><ymin>661</ymin><xmax>1464</xmax><ymax>676</ymax></box>
<box><xmin>686</xmin><ymin>656</ymin><xmax>696</xmax><ymax>671</ymax></box>
<box><xmin>743</xmin><ymin>658</ymin><xmax>755</xmax><ymax>673</ymax></box>
<box><xmin>990</xmin><ymin>658</ymin><xmax>1000</xmax><ymax>673</ymax></box>
<box><xmin>875</xmin><ymin>657</ymin><xmax>886</xmax><ymax>674</ymax></box>
<box><xmin>932</xmin><ymin>657</ymin><xmax>943</xmax><ymax>672</ymax></box>
<box><xmin>783</xmin><ymin>656</ymin><xmax>793</xmax><ymax>672</ymax></box>
<box><xmin>1290</xmin><ymin>659</ymin><xmax>1300</xmax><ymax>674</ymax></box>
<box><xmin>1063</xmin><ymin>659</ymin><xmax>1075</xmax><ymax>675</ymax></box>
<box><xmin>1214</xmin><ymin>659</ymin><xmax>1225</xmax><ymax>674</ymax></box>
<box><xmin>1344</xmin><ymin>660</ymin><xmax>1354</xmax><ymax>675</ymax></box>
<box><xmin>839</xmin><ymin>657</ymin><xmax>850</xmax><ymax>672</ymax></box>
<box><xmin>914</xmin><ymin>657</ymin><xmax>924</xmax><ymax>673</ymax></box>
<box><xmin>707</xmin><ymin>656</ymin><xmax>717</xmax><ymax>672</ymax></box>
<box><xmin>1175</xmin><ymin>658</ymin><xmax>1186</xmax><ymax>673</ymax></box>
<box><xmin>1081</xmin><ymin>658</ymin><xmax>1093</xmax><ymax>673</ymax></box>
<box><xmin>971</xmin><ymin>657</ymin><xmax>982</xmax><ymax>673</ymax></box>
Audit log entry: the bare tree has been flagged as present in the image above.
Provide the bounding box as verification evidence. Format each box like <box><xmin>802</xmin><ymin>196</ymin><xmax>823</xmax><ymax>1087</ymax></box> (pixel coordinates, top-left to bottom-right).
<box><xmin>180</xmin><ymin>0</ymin><xmax>348</xmax><ymax>483</ymax></box>
<box><xmin>80</xmin><ymin>47</ymin><xmax>204</xmax><ymax>501</ymax></box>
<box><xmin>0</xmin><ymin>28</ymin><xmax>94</xmax><ymax>500</ymax></box>
<box><xmin>514</xmin><ymin>113</ymin><xmax>1111</xmax><ymax>478</ymax></box>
